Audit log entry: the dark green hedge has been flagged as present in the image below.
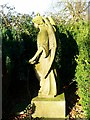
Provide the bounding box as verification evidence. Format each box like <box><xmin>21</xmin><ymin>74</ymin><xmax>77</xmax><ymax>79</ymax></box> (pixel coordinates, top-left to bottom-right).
<box><xmin>64</xmin><ymin>21</ymin><xmax>90</xmax><ymax>118</ymax></box>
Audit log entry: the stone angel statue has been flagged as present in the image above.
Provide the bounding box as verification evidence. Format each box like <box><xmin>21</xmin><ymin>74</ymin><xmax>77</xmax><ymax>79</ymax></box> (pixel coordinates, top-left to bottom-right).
<box><xmin>29</xmin><ymin>14</ymin><xmax>57</xmax><ymax>97</ymax></box>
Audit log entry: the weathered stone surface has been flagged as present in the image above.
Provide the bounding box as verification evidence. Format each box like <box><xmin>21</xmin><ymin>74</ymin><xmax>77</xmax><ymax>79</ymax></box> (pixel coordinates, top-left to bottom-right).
<box><xmin>31</xmin><ymin>93</ymin><xmax>65</xmax><ymax>118</ymax></box>
<box><xmin>29</xmin><ymin>14</ymin><xmax>57</xmax><ymax>97</ymax></box>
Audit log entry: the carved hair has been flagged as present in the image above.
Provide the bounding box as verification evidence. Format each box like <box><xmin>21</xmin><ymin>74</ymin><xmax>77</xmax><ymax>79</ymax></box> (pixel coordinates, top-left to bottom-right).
<box><xmin>32</xmin><ymin>14</ymin><xmax>45</xmax><ymax>25</ymax></box>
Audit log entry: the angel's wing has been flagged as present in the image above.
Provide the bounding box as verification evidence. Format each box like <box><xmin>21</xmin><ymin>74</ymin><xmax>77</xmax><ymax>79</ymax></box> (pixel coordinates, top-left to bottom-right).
<box><xmin>42</xmin><ymin>17</ymin><xmax>57</xmax><ymax>78</ymax></box>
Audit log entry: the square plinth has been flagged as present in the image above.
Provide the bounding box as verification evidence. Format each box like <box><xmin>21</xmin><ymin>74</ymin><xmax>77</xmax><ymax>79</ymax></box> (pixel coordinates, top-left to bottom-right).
<box><xmin>31</xmin><ymin>93</ymin><xmax>65</xmax><ymax>118</ymax></box>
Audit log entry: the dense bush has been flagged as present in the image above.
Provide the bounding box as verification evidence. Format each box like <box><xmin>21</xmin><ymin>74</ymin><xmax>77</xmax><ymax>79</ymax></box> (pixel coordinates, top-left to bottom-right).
<box><xmin>65</xmin><ymin>20</ymin><xmax>90</xmax><ymax>118</ymax></box>
<box><xmin>74</xmin><ymin>21</ymin><xmax>90</xmax><ymax>118</ymax></box>
<box><xmin>54</xmin><ymin>18</ymin><xmax>89</xmax><ymax>118</ymax></box>
<box><xmin>1</xmin><ymin>5</ymin><xmax>39</xmax><ymax>115</ymax></box>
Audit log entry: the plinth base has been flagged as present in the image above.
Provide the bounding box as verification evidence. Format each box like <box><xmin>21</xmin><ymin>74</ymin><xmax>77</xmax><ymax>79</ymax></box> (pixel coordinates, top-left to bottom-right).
<box><xmin>31</xmin><ymin>93</ymin><xmax>65</xmax><ymax>118</ymax></box>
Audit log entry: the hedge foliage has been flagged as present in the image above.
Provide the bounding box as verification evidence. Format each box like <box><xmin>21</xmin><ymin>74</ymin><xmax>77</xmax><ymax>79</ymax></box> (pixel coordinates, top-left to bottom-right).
<box><xmin>1</xmin><ymin>5</ymin><xmax>90</xmax><ymax>118</ymax></box>
<box><xmin>64</xmin><ymin>20</ymin><xmax>90</xmax><ymax>118</ymax></box>
<box><xmin>56</xmin><ymin>20</ymin><xmax>89</xmax><ymax>118</ymax></box>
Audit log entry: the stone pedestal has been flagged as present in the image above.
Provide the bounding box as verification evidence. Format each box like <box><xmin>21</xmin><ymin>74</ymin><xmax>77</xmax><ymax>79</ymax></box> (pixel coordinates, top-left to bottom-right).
<box><xmin>31</xmin><ymin>93</ymin><xmax>65</xmax><ymax>118</ymax></box>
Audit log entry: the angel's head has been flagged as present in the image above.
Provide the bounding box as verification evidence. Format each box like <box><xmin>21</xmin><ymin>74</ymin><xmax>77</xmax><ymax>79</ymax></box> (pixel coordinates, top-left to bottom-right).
<box><xmin>32</xmin><ymin>14</ymin><xmax>45</xmax><ymax>28</ymax></box>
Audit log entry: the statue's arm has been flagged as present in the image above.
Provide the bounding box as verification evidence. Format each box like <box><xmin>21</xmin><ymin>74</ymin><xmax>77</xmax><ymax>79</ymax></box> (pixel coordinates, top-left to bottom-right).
<box><xmin>29</xmin><ymin>47</ymin><xmax>43</xmax><ymax>64</ymax></box>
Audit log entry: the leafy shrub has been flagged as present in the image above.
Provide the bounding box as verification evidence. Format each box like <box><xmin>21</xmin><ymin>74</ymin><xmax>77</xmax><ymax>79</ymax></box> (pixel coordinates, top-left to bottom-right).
<box><xmin>66</xmin><ymin>20</ymin><xmax>90</xmax><ymax>118</ymax></box>
<box><xmin>1</xmin><ymin>5</ymin><xmax>38</xmax><ymax>114</ymax></box>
